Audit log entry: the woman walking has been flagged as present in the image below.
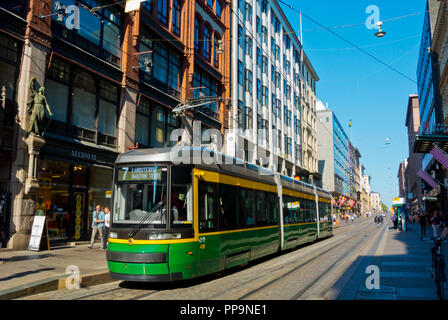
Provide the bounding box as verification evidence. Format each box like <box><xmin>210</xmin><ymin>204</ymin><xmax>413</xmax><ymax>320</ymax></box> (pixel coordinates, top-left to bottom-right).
<box><xmin>431</xmin><ymin>210</ymin><xmax>442</xmax><ymax>238</ymax></box>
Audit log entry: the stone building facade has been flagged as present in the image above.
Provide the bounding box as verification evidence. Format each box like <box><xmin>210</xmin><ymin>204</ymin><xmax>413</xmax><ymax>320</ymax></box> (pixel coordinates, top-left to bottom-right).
<box><xmin>0</xmin><ymin>0</ymin><xmax>231</xmax><ymax>249</ymax></box>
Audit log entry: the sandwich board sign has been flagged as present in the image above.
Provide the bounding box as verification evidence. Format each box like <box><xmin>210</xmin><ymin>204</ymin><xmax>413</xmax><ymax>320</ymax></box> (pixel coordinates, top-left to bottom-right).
<box><xmin>28</xmin><ymin>215</ymin><xmax>50</xmax><ymax>251</ymax></box>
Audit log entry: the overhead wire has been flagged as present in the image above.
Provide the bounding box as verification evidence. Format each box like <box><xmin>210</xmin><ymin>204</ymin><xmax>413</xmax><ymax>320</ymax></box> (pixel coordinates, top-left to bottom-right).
<box><xmin>277</xmin><ymin>0</ymin><xmax>418</xmax><ymax>85</ymax></box>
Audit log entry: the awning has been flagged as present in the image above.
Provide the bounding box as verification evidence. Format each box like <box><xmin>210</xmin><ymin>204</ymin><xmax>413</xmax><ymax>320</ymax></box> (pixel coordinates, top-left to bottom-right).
<box><xmin>413</xmin><ymin>134</ymin><xmax>448</xmax><ymax>153</ymax></box>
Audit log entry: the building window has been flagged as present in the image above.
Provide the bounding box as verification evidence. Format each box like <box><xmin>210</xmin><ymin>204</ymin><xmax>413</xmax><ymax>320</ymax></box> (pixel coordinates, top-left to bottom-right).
<box><xmin>261</xmin><ymin>0</ymin><xmax>268</xmax><ymax>13</ymax></box>
<box><xmin>238</xmin><ymin>24</ymin><xmax>243</xmax><ymax>48</ymax></box>
<box><xmin>245</xmin><ymin>2</ymin><xmax>252</xmax><ymax>22</ymax></box>
<box><xmin>152</xmin><ymin>107</ymin><xmax>166</xmax><ymax>147</ymax></box>
<box><xmin>142</xmin><ymin>0</ymin><xmax>153</xmax><ymax>13</ymax></box>
<box><xmin>140</xmin><ymin>29</ymin><xmax>182</xmax><ymax>96</ymax></box>
<box><xmin>238</xmin><ymin>60</ymin><xmax>243</xmax><ymax>84</ymax></box>
<box><xmin>203</xmin><ymin>25</ymin><xmax>212</xmax><ymax>61</ymax></box>
<box><xmin>262</xmin><ymin>55</ymin><xmax>268</xmax><ymax>73</ymax></box>
<box><xmin>52</xmin><ymin>1</ymin><xmax>123</xmax><ymax>65</ymax></box>
<box><xmin>262</xmin><ymin>26</ymin><xmax>267</xmax><ymax>43</ymax></box>
<box><xmin>216</xmin><ymin>0</ymin><xmax>223</xmax><ymax>18</ymax></box>
<box><xmin>195</xmin><ymin>17</ymin><xmax>201</xmax><ymax>52</ymax></box>
<box><xmin>172</xmin><ymin>0</ymin><xmax>181</xmax><ymax>36</ymax></box>
<box><xmin>135</xmin><ymin>98</ymin><xmax>151</xmax><ymax>146</ymax></box>
<box><xmin>244</xmin><ymin>106</ymin><xmax>253</xmax><ymax>130</ymax></box>
<box><xmin>214</xmin><ymin>34</ymin><xmax>221</xmax><ymax>67</ymax></box>
<box><xmin>158</xmin><ymin>0</ymin><xmax>169</xmax><ymax>25</ymax></box>
<box><xmin>245</xmin><ymin>69</ymin><xmax>252</xmax><ymax>94</ymax></box>
<box><xmin>245</xmin><ymin>35</ymin><xmax>252</xmax><ymax>56</ymax></box>
<box><xmin>46</xmin><ymin>57</ymin><xmax>119</xmax><ymax>146</ymax></box>
<box><xmin>262</xmin><ymin>86</ymin><xmax>268</xmax><ymax>106</ymax></box>
<box><xmin>193</xmin><ymin>67</ymin><xmax>221</xmax><ymax>120</ymax></box>
<box><xmin>72</xmin><ymin>71</ymin><xmax>96</xmax><ymax>131</ymax></box>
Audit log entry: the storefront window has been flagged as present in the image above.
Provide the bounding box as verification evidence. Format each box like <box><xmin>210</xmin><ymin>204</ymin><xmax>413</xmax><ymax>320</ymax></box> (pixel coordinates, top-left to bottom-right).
<box><xmin>38</xmin><ymin>160</ymin><xmax>71</xmax><ymax>241</ymax></box>
<box><xmin>38</xmin><ymin>158</ymin><xmax>114</xmax><ymax>242</ymax></box>
<box><xmin>88</xmin><ymin>166</ymin><xmax>113</xmax><ymax>228</ymax></box>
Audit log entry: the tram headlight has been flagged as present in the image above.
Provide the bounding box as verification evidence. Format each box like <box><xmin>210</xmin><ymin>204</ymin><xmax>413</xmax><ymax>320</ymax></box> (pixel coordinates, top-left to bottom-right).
<box><xmin>109</xmin><ymin>232</ymin><xmax>118</xmax><ymax>239</ymax></box>
<box><xmin>148</xmin><ymin>233</ymin><xmax>181</xmax><ymax>240</ymax></box>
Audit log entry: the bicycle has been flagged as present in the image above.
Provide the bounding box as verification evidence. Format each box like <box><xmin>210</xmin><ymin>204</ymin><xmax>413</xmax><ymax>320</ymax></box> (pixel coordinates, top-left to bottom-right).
<box><xmin>424</xmin><ymin>237</ymin><xmax>446</xmax><ymax>300</ymax></box>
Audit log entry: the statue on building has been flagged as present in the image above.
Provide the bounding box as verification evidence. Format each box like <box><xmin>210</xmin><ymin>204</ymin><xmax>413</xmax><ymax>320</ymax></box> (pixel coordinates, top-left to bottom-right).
<box><xmin>26</xmin><ymin>77</ymin><xmax>53</xmax><ymax>137</ymax></box>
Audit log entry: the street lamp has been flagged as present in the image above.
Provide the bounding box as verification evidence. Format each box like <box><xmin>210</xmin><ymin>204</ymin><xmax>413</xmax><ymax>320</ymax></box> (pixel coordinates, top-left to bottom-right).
<box><xmin>375</xmin><ymin>21</ymin><xmax>386</xmax><ymax>38</ymax></box>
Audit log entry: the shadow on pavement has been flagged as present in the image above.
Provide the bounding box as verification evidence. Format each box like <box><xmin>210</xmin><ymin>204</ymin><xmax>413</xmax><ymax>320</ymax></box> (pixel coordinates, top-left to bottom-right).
<box><xmin>0</xmin><ymin>268</ymin><xmax>56</xmax><ymax>282</ymax></box>
<box><xmin>331</xmin><ymin>222</ymin><xmax>441</xmax><ymax>300</ymax></box>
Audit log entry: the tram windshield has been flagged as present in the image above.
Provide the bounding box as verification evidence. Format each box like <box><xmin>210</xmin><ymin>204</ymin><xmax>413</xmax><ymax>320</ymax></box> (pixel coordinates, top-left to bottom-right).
<box><xmin>113</xmin><ymin>165</ymin><xmax>193</xmax><ymax>228</ymax></box>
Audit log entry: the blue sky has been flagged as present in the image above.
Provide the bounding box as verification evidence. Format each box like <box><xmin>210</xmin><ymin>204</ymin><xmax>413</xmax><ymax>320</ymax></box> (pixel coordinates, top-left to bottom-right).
<box><xmin>281</xmin><ymin>0</ymin><xmax>425</xmax><ymax>207</ymax></box>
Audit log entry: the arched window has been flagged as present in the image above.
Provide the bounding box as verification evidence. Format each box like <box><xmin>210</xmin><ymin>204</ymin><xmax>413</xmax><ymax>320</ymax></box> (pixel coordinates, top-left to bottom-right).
<box><xmin>72</xmin><ymin>71</ymin><xmax>96</xmax><ymax>130</ymax></box>
<box><xmin>203</xmin><ymin>24</ymin><xmax>211</xmax><ymax>61</ymax></box>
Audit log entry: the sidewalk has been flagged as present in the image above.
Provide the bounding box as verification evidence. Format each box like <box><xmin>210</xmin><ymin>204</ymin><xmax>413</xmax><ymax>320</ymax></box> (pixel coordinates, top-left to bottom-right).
<box><xmin>331</xmin><ymin>220</ymin><xmax>441</xmax><ymax>300</ymax></box>
<box><xmin>0</xmin><ymin>241</ymin><xmax>111</xmax><ymax>300</ymax></box>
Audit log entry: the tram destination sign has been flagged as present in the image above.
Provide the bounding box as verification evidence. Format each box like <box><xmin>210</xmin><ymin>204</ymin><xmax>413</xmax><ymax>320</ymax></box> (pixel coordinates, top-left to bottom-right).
<box><xmin>118</xmin><ymin>167</ymin><xmax>163</xmax><ymax>182</ymax></box>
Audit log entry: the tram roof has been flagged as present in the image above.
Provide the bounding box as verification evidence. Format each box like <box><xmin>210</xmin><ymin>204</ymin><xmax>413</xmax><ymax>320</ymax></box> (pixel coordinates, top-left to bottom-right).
<box><xmin>116</xmin><ymin>146</ymin><xmax>332</xmax><ymax>199</ymax></box>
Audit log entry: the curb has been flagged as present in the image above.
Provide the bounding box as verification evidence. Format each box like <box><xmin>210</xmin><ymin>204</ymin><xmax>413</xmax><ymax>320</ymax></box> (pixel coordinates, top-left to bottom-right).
<box><xmin>0</xmin><ymin>269</ymin><xmax>113</xmax><ymax>300</ymax></box>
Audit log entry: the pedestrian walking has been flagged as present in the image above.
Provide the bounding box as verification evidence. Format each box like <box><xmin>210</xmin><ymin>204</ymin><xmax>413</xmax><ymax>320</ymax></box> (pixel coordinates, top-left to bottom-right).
<box><xmin>431</xmin><ymin>210</ymin><xmax>442</xmax><ymax>238</ymax></box>
<box><xmin>102</xmin><ymin>206</ymin><xmax>110</xmax><ymax>250</ymax></box>
<box><xmin>88</xmin><ymin>204</ymin><xmax>104</xmax><ymax>249</ymax></box>
<box><xmin>393</xmin><ymin>212</ymin><xmax>398</xmax><ymax>229</ymax></box>
<box><xmin>419</xmin><ymin>210</ymin><xmax>427</xmax><ymax>238</ymax></box>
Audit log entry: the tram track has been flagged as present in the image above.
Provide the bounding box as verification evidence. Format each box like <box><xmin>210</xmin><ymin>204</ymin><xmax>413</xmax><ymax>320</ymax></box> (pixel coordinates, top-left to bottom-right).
<box><xmin>227</xmin><ymin>220</ymin><xmax>379</xmax><ymax>300</ymax></box>
<box><xmin>19</xmin><ymin>218</ymin><xmax>378</xmax><ymax>300</ymax></box>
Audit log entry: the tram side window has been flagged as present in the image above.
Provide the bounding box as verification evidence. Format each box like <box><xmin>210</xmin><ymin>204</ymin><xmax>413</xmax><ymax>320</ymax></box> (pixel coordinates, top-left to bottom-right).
<box><xmin>199</xmin><ymin>182</ymin><xmax>217</xmax><ymax>232</ymax></box>
<box><xmin>284</xmin><ymin>195</ymin><xmax>300</xmax><ymax>224</ymax></box>
<box><xmin>240</xmin><ymin>189</ymin><xmax>256</xmax><ymax>226</ymax></box>
<box><xmin>255</xmin><ymin>190</ymin><xmax>268</xmax><ymax>226</ymax></box>
<box><xmin>219</xmin><ymin>184</ymin><xmax>239</xmax><ymax>230</ymax></box>
<box><xmin>297</xmin><ymin>198</ymin><xmax>307</xmax><ymax>223</ymax></box>
<box><xmin>268</xmin><ymin>193</ymin><xmax>279</xmax><ymax>224</ymax></box>
<box><xmin>318</xmin><ymin>201</ymin><xmax>330</xmax><ymax>222</ymax></box>
<box><xmin>309</xmin><ymin>198</ymin><xmax>317</xmax><ymax>222</ymax></box>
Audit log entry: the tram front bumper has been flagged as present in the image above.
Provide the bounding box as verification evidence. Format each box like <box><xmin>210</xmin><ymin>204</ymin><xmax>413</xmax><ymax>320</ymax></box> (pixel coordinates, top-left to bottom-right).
<box><xmin>106</xmin><ymin>241</ymin><xmax>197</xmax><ymax>281</ymax></box>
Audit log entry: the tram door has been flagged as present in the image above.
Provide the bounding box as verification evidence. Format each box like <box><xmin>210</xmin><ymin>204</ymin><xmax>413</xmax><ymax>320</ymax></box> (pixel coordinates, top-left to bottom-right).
<box><xmin>197</xmin><ymin>182</ymin><xmax>221</xmax><ymax>276</ymax></box>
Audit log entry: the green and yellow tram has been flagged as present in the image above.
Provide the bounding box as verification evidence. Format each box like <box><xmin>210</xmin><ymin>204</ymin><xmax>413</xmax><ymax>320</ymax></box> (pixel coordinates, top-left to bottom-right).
<box><xmin>107</xmin><ymin>147</ymin><xmax>333</xmax><ymax>282</ymax></box>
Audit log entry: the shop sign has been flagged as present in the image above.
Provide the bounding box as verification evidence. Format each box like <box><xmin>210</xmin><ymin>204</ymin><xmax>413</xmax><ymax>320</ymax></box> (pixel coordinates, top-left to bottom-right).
<box><xmin>392</xmin><ymin>197</ymin><xmax>405</xmax><ymax>205</ymax></box>
<box><xmin>105</xmin><ymin>190</ymin><xmax>112</xmax><ymax>198</ymax></box>
<box><xmin>71</xmin><ymin>150</ymin><xmax>97</xmax><ymax>161</ymax></box>
<box><xmin>118</xmin><ymin>167</ymin><xmax>163</xmax><ymax>182</ymax></box>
